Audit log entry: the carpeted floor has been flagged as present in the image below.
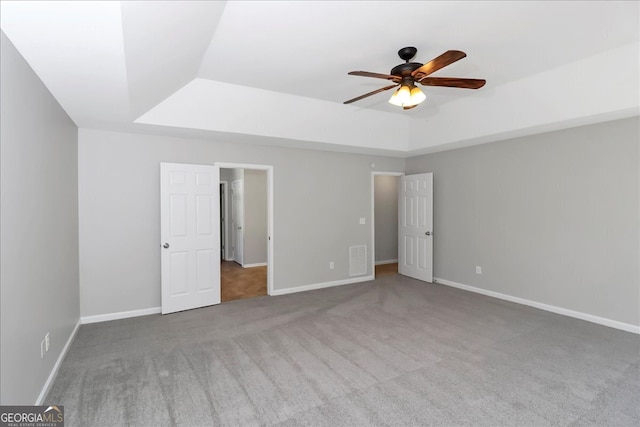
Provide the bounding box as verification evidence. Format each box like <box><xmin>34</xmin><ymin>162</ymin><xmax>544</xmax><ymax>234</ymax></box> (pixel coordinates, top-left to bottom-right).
<box><xmin>46</xmin><ymin>274</ymin><xmax>640</xmax><ymax>426</ymax></box>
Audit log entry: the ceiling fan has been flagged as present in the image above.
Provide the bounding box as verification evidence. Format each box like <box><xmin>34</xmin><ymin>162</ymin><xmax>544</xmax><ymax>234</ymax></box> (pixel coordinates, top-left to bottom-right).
<box><xmin>344</xmin><ymin>47</ymin><xmax>486</xmax><ymax>110</ymax></box>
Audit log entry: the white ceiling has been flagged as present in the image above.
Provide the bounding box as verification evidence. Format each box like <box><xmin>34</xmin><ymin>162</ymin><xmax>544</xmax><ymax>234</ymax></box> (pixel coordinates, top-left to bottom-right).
<box><xmin>1</xmin><ymin>1</ymin><xmax>638</xmax><ymax>157</ymax></box>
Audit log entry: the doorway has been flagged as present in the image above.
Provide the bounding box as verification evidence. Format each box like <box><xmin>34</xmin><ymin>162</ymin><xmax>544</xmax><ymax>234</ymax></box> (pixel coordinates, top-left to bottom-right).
<box><xmin>371</xmin><ymin>172</ymin><xmax>403</xmax><ymax>277</ymax></box>
<box><xmin>218</xmin><ymin>163</ymin><xmax>274</xmax><ymax>301</ymax></box>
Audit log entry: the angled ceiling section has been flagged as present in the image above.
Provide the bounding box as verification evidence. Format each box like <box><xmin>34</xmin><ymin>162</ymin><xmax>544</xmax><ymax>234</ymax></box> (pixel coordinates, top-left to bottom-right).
<box><xmin>408</xmin><ymin>41</ymin><xmax>640</xmax><ymax>154</ymax></box>
<box><xmin>121</xmin><ymin>1</ymin><xmax>226</xmax><ymax>120</ymax></box>
<box><xmin>135</xmin><ymin>78</ymin><xmax>412</xmax><ymax>153</ymax></box>
<box><xmin>0</xmin><ymin>1</ymin><xmax>130</xmax><ymax>128</ymax></box>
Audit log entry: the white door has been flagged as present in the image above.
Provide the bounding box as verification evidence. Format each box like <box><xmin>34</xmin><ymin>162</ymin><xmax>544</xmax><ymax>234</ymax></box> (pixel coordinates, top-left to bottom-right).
<box><xmin>220</xmin><ymin>183</ymin><xmax>226</xmax><ymax>260</ymax></box>
<box><xmin>398</xmin><ymin>173</ymin><xmax>433</xmax><ymax>282</ymax></box>
<box><xmin>231</xmin><ymin>179</ymin><xmax>244</xmax><ymax>266</ymax></box>
<box><xmin>160</xmin><ymin>163</ymin><xmax>220</xmax><ymax>314</ymax></box>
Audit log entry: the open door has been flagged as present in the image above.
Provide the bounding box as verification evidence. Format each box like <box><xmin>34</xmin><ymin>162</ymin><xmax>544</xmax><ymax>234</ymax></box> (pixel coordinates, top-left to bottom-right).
<box><xmin>398</xmin><ymin>173</ymin><xmax>433</xmax><ymax>282</ymax></box>
<box><xmin>231</xmin><ymin>179</ymin><xmax>244</xmax><ymax>266</ymax></box>
<box><xmin>160</xmin><ymin>163</ymin><xmax>221</xmax><ymax>314</ymax></box>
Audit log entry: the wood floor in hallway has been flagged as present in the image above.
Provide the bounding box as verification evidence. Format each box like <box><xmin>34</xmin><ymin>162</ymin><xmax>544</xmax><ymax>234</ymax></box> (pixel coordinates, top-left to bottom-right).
<box><xmin>221</xmin><ymin>260</ymin><xmax>267</xmax><ymax>302</ymax></box>
<box><xmin>375</xmin><ymin>262</ymin><xmax>398</xmax><ymax>277</ymax></box>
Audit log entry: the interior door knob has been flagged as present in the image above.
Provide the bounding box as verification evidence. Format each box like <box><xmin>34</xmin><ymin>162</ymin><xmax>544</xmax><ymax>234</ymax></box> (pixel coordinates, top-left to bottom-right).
<box><xmin>425</xmin><ymin>231</ymin><xmax>432</xmax><ymax>236</ymax></box>
<box><xmin>163</xmin><ymin>243</ymin><xmax>170</xmax><ymax>249</ymax></box>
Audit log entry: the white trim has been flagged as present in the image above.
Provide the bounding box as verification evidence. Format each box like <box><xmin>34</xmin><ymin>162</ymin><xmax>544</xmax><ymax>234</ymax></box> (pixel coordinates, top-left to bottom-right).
<box><xmin>434</xmin><ymin>277</ymin><xmax>640</xmax><ymax>335</ymax></box>
<box><xmin>81</xmin><ymin>306</ymin><xmax>161</xmax><ymax>324</ymax></box>
<box><xmin>271</xmin><ymin>275</ymin><xmax>374</xmax><ymax>296</ymax></box>
<box><xmin>215</xmin><ymin>162</ymin><xmax>271</xmax><ymax>171</ymax></box>
<box><xmin>243</xmin><ymin>262</ymin><xmax>267</xmax><ymax>268</ymax></box>
<box><xmin>375</xmin><ymin>259</ymin><xmax>398</xmax><ymax>266</ymax></box>
<box><xmin>220</xmin><ymin>180</ymin><xmax>231</xmax><ymax>260</ymax></box>
<box><xmin>371</xmin><ymin>171</ymin><xmax>404</xmax><ymax>278</ymax></box>
<box><xmin>36</xmin><ymin>319</ymin><xmax>81</xmax><ymax>404</ymax></box>
<box><xmin>216</xmin><ymin>162</ymin><xmax>274</xmax><ymax>297</ymax></box>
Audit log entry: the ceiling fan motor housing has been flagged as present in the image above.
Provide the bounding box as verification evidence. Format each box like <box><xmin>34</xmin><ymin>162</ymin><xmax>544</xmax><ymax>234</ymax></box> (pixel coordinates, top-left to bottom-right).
<box><xmin>390</xmin><ymin>62</ymin><xmax>423</xmax><ymax>77</ymax></box>
<box><xmin>392</xmin><ymin>46</ymin><xmax>422</xmax><ymax>77</ymax></box>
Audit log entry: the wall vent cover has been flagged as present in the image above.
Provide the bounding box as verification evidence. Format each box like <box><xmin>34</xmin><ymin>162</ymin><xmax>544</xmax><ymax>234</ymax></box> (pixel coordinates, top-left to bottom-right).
<box><xmin>349</xmin><ymin>245</ymin><xmax>367</xmax><ymax>276</ymax></box>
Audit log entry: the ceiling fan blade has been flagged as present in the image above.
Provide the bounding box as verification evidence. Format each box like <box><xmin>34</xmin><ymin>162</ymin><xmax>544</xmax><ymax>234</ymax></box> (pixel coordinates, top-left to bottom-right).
<box><xmin>343</xmin><ymin>84</ymin><xmax>398</xmax><ymax>104</ymax></box>
<box><xmin>403</xmin><ymin>105</ymin><xmax>419</xmax><ymax>110</ymax></box>
<box><xmin>411</xmin><ymin>50</ymin><xmax>467</xmax><ymax>79</ymax></box>
<box><xmin>419</xmin><ymin>77</ymin><xmax>486</xmax><ymax>89</ymax></box>
<box><xmin>348</xmin><ymin>71</ymin><xmax>401</xmax><ymax>82</ymax></box>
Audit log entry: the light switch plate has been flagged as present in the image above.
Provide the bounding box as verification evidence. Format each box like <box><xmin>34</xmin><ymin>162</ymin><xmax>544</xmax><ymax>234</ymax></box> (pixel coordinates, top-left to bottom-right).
<box><xmin>359</xmin><ymin>217</ymin><xmax>366</xmax><ymax>225</ymax></box>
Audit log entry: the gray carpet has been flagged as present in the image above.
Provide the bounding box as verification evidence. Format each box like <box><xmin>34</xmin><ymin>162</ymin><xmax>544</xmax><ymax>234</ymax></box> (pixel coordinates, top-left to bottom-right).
<box><xmin>46</xmin><ymin>274</ymin><xmax>640</xmax><ymax>426</ymax></box>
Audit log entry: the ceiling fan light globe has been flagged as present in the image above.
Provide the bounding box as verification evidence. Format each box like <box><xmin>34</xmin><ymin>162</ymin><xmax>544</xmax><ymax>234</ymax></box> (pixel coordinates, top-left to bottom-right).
<box><xmin>388</xmin><ymin>88</ymin><xmax>404</xmax><ymax>106</ymax></box>
<box><xmin>397</xmin><ymin>85</ymin><xmax>411</xmax><ymax>105</ymax></box>
<box><xmin>389</xmin><ymin>85</ymin><xmax>422</xmax><ymax>108</ymax></box>
<box><xmin>410</xmin><ymin>86</ymin><xmax>426</xmax><ymax>105</ymax></box>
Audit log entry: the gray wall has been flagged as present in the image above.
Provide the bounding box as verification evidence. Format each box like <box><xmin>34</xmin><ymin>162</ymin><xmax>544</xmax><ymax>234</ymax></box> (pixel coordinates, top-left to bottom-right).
<box><xmin>374</xmin><ymin>175</ymin><xmax>399</xmax><ymax>263</ymax></box>
<box><xmin>0</xmin><ymin>33</ymin><xmax>80</xmax><ymax>404</ymax></box>
<box><xmin>78</xmin><ymin>128</ymin><xmax>404</xmax><ymax>317</ymax></box>
<box><xmin>243</xmin><ymin>169</ymin><xmax>268</xmax><ymax>265</ymax></box>
<box><xmin>406</xmin><ymin>117</ymin><xmax>640</xmax><ymax>326</ymax></box>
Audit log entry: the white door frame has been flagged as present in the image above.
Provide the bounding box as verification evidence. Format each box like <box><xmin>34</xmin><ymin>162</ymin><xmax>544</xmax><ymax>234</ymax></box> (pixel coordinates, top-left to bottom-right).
<box><xmin>220</xmin><ymin>180</ymin><xmax>230</xmax><ymax>260</ymax></box>
<box><xmin>231</xmin><ymin>179</ymin><xmax>244</xmax><ymax>266</ymax></box>
<box><xmin>216</xmin><ymin>162</ymin><xmax>274</xmax><ymax>296</ymax></box>
<box><xmin>371</xmin><ymin>171</ymin><xmax>404</xmax><ymax>277</ymax></box>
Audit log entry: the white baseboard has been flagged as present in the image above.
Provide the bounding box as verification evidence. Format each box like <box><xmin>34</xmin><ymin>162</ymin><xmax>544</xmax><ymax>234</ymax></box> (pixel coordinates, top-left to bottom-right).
<box><xmin>375</xmin><ymin>259</ymin><xmax>398</xmax><ymax>266</ymax></box>
<box><xmin>81</xmin><ymin>306</ymin><xmax>161</xmax><ymax>325</ymax></box>
<box><xmin>434</xmin><ymin>277</ymin><xmax>640</xmax><ymax>335</ymax></box>
<box><xmin>243</xmin><ymin>262</ymin><xmax>267</xmax><ymax>268</ymax></box>
<box><xmin>36</xmin><ymin>319</ymin><xmax>81</xmax><ymax>404</ymax></box>
<box><xmin>271</xmin><ymin>275</ymin><xmax>375</xmax><ymax>296</ymax></box>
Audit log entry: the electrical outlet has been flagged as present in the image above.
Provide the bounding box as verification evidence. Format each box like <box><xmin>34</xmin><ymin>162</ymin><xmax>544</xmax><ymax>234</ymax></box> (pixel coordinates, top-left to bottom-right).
<box><xmin>45</xmin><ymin>332</ymin><xmax>50</xmax><ymax>352</ymax></box>
<box><xmin>476</xmin><ymin>266</ymin><xmax>482</xmax><ymax>275</ymax></box>
<box><xmin>41</xmin><ymin>340</ymin><xmax>45</xmax><ymax>359</ymax></box>
<box><xmin>329</xmin><ymin>261</ymin><xmax>335</xmax><ymax>270</ymax></box>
